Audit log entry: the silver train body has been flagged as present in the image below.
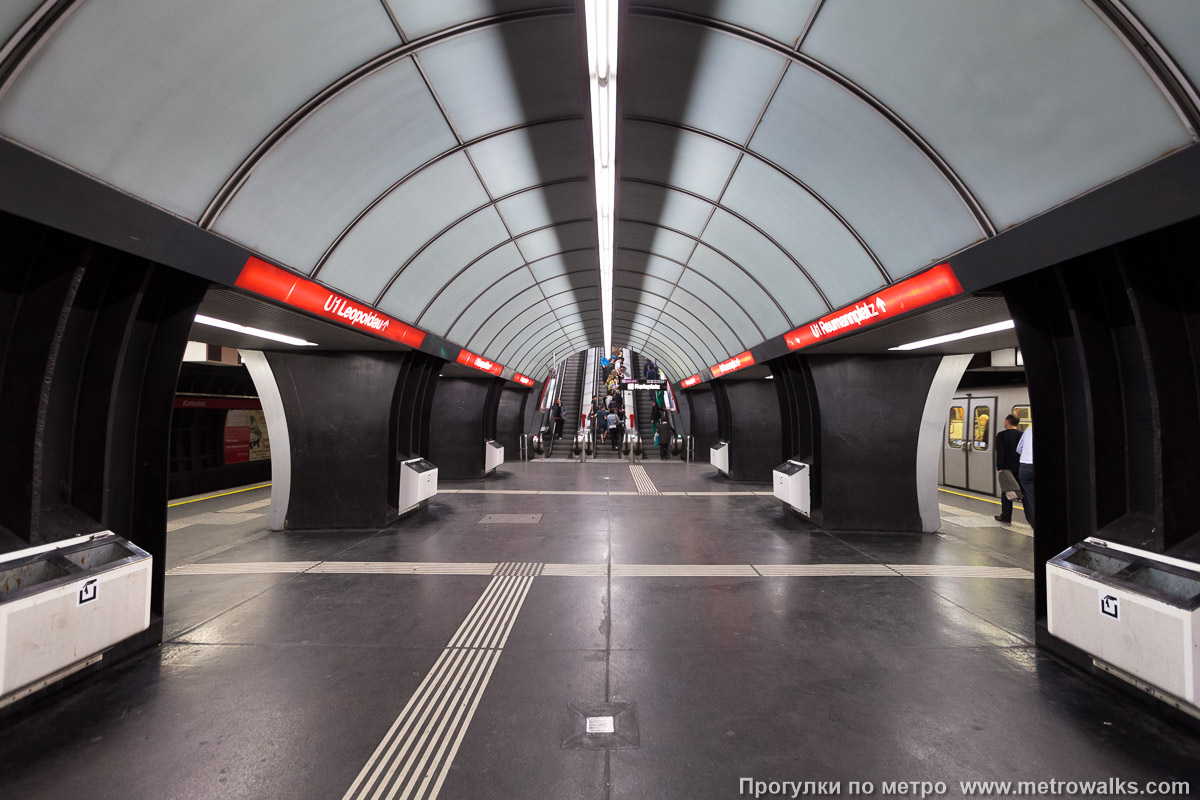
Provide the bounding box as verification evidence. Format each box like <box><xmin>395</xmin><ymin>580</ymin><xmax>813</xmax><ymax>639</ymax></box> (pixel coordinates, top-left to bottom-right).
<box><xmin>939</xmin><ymin>384</ymin><xmax>1031</xmax><ymax>497</ymax></box>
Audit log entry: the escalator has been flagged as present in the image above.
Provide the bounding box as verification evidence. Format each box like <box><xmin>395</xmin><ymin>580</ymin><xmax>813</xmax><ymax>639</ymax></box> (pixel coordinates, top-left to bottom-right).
<box><xmin>630</xmin><ymin>352</ymin><xmax>658</xmax><ymax>445</ymax></box>
<box><xmin>556</xmin><ymin>351</ymin><xmax>586</xmax><ymax>444</ymax></box>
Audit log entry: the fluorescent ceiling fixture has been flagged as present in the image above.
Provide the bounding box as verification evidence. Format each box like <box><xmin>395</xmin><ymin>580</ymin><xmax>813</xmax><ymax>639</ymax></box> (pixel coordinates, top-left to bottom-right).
<box><xmin>584</xmin><ymin>0</ymin><xmax>618</xmax><ymax>354</ymax></box>
<box><xmin>888</xmin><ymin>319</ymin><xmax>1015</xmax><ymax>351</ymax></box>
<box><xmin>193</xmin><ymin>314</ymin><xmax>318</xmax><ymax>347</ymax></box>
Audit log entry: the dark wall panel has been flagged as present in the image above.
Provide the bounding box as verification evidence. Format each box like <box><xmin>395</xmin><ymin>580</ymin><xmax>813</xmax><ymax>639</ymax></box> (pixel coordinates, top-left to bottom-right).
<box><xmin>806</xmin><ymin>355</ymin><xmax>943</xmax><ymax>532</ymax></box>
<box><xmin>685</xmin><ymin>383</ymin><xmax>720</xmax><ymax>461</ymax></box>
<box><xmin>428</xmin><ymin>376</ymin><xmax>501</xmax><ymax>479</ymax></box>
<box><xmin>496</xmin><ymin>384</ymin><xmax>529</xmax><ymax>457</ymax></box>
<box><xmin>266</xmin><ymin>351</ymin><xmax>408</xmax><ymax>529</ymax></box>
<box><xmin>723</xmin><ymin>378</ymin><xmax>783</xmax><ymax>482</ymax></box>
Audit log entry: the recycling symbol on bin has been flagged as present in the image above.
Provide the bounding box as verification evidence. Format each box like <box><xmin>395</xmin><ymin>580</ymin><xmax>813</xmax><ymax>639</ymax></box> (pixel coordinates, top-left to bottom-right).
<box><xmin>1100</xmin><ymin>594</ymin><xmax>1120</xmax><ymax>620</ymax></box>
<box><xmin>78</xmin><ymin>578</ymin><xmax>98</xmax><ymax>605</ymax></box>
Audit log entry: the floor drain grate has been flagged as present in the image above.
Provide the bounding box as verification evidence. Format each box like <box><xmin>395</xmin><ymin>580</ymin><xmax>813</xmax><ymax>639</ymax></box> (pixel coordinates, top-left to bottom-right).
<box><xmin>478</xmin><ymin>513</ymin><xmax>542</xmax><ymax>524</ymax></box>
<box><xmin>561</xmin><ymin>702</ymin><xmax>639</xmax><ymax>750</ymax></box>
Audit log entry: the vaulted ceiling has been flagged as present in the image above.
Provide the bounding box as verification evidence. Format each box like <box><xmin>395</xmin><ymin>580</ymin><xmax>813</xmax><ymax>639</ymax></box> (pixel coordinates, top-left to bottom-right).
<box><xmin>1</xmin><ymin>0</ymin><xmax>1197</xmax><ymax>382</ymax></box>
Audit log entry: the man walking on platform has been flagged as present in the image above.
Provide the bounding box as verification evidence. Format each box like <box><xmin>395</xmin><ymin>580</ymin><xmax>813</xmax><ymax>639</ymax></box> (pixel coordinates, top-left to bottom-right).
<box><xmin>1016</xmin><ymin>425</ymin><xmax>1035</xmax><ymax>528</ymax></box>
<box><xmin>994</xmin><ymin>414</ymin><xmax>1023</xmax><ymax>523</ymax></box>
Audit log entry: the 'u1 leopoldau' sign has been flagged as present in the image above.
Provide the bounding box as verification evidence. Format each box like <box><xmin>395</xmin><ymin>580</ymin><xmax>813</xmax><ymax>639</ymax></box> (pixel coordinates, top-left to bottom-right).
<box><xmin>235</xmin><ymin>257</ymin><xmax>426</xmax><ymax>348</ymax></box>
<box><xmin>783</xmin><ymin>263</ymin><xmax>963</xmax><ymax>351</ymax></box>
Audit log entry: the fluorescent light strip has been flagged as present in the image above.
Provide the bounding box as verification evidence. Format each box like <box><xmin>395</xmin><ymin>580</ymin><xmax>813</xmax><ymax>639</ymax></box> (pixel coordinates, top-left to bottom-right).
<box><xmin>888</xmin><ymin>319</ymin><xmax>1014</xmax><ymax>351</ymax></box>
<box><xmin>193</xmin><ymin>314</ymin><xmax>318</xmax><ymax>347</ymax></box>
<box><xmin>584</xmin><ymin>0</ymin><xmax>618</xmax><ymax>354</ymax></box>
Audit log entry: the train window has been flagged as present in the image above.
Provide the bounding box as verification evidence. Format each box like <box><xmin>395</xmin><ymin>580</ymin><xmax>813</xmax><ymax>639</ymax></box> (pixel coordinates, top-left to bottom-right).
<box><xmin>973</xmin><ymin>406</ymin><xmax>991</xmax><ymax>450</ymax></box>
<box><xmin>1012</xmin><ymin>405</ymin><xmax>1032</xmax><ymax>431</ymax></box>
<box><xmin>948</xmin><ymin>406</ymin><xmax>964</xmax><ymax>448</ymax></box>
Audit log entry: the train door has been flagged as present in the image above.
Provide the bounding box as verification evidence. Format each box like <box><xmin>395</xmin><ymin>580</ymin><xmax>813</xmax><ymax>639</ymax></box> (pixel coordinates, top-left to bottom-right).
<box><xmin>942</xmin><ymin>398</ymin><xmax>968</xmax><ymax>488</ymax></box>
<box><xmin>966</xmin><ymin>396</ymin><xmax>997</xmax><ymax>495</ymax></box>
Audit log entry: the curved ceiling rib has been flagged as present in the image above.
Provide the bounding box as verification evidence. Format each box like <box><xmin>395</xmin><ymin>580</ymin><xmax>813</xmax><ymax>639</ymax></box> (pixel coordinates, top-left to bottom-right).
<box><xmin>613</xmin><ymin>308</ymin><xmax>712</xmax><ymax>372</ymax></box>
<box><xmin>197</xmin><ymin>7</ymin><xmax>576</xmax><ymax>227</ymax></box>
<box><xmin>485</xmin><ymin>281</ymin><xmax>596</xmax><ymax>355</ymax></box>
<box><xmin>623</xmin><ymin>176</ymin><xmax>846</xmax><ymax>317</ymax></box>
<box><xmin>615</xmin><ymin>221</ymin><xmax>790</xmax><ymax>339</ymax></box>
<box><xmin>611</xmin><ymin>317</ymin><xmax>698</xmax><ymax>377</ymax></box>
<box><xmin>625</xmin><ymin>115</ymin><xmax>889</xmax><ymax>281</ymax></box>
<box><xmin>629</xmin><ymin>5</ymin><xmax>997</xmax><ymax>237</ymax></box>
<box><xmin>612</xmin><ymin>284</ymin><xmax>725</xmax><ymax>362</ymax></box>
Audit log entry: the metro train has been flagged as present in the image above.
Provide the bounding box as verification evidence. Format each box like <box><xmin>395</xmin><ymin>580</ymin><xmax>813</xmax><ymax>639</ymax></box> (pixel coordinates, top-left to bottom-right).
<box><xmin>939</xmin><ymin>384</ymin><xmax>1031</xmax><ymax>498</ymax></box>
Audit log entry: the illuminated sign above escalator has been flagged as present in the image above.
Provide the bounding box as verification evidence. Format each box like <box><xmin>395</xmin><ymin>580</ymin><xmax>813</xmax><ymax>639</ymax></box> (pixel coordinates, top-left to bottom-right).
<box><xmin>456</xmin><ymin>348</ymin><xmax>504</xmax><ymax>376</ymax></box>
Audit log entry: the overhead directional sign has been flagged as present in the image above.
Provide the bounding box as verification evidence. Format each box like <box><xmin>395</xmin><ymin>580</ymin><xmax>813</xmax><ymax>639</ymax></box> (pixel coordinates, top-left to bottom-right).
<box><xmin>709</xmin><ymin>351</ymin><xmax>755</xmax><ymax>378</ymax></box>
<box><xmin>456</xmin><ymin>348</ymin><xmax>503</xmax><ymax>376</ymax></box>
<box><xmin>681</xmin><ymin>374</ymin><xmax>702</xmax><ymax>388</ymax></box>
<box><xmin>783</xmin><ymin>263</ymin><xmax>963</xmax><ymax>351</ymax></box>
<box><xmin>235</xmin><ymin>257</ymin><xmax>426</xmax><ymax>348</ymax></box>
<box><xmin>513</xmin><ymin>372</ymin><xmax>535</xmax><ymax>387</ymax></box>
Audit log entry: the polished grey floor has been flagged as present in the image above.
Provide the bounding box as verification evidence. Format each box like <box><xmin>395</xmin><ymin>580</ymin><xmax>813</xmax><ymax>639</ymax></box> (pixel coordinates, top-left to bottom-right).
<box><xmin>1</xmin><ymin>462</ymin><xmax>1198</xmax><ymax>799</ymax></box>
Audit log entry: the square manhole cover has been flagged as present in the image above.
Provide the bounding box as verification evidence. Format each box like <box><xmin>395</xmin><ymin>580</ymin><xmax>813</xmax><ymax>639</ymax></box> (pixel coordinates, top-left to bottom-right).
<box><xmin>562</xmin><ymin>703</ymin><xmax>639</xmax><ymax>750</ymax></box>
<box><xmin>478</xmin><ymin>513</ymin><xmax>542</xmax><ymax>524</ymax></box>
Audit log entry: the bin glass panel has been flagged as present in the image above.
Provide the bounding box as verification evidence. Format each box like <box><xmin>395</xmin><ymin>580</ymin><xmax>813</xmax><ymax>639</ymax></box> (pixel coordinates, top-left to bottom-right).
<box><xmin>0</xmin><ymin>560</ymin><xmax>71</xmax><ymax>595</ymax></box>
<box><xmin>1060</xmin><ymin>547</ymin><xmax>1134</xmax><ymax>576</ymax></box>
<box><xmin>1125</xmin><ymin>564</ymin><xmax>1200</xmax><ymax>605</ymax></box>
<box><xmin>62</xmin><ymin>541</ymin><xmax>137</xmax><ymax>570</ymax></box>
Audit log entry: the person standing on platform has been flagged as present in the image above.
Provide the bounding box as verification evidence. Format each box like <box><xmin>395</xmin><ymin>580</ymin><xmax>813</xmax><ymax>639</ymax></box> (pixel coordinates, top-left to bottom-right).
<box><xmin>552</xmin><ymin>398</ymin><xmax>565</xmax><ymax>439</ymax></box>
<box><xmin>994</xmin><ymin>414</ymin><xmax>1023</xmax><ymax>523</ymax></box>
<box><xmin>1016</xmin><ymin>425</ymin><xmax>1034</xmax><ymax>527</ymax></box>
<box><xmin>658</xmin><ymin>414</ymin><xmax>673</xmax><ymax>460</ymax></box>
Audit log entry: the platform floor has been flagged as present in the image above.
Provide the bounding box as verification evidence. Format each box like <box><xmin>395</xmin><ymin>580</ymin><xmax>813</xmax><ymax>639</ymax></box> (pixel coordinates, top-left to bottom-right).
<box><xmin>2</xmin><ymin>462</ymin><xmax>1198</xmax><ymax>798</ymax></box>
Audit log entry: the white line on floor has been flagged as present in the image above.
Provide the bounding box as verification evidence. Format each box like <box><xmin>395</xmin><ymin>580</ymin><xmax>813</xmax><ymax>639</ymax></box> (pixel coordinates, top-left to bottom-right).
<box><xmin>342</xmin><ymin>571</ymin><xmax>536</xmax><ymax>800</ymax></box>
<box><xmin>168</xmin><ymin>561</ymin><xmax>1034</xmax><ymax>580</ymax></box>
<box><xmin>629</xmin><ymin>465</ymin><xmax>661</xmax><ymax>495</ymax></box>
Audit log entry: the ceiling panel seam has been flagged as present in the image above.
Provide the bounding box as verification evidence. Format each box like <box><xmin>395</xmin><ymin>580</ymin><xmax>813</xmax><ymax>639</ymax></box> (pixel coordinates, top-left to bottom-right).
<box><xmin>612</xmin><ymin>299</ymin><xmax>719</xmax><ymax>364</ymax></box>
<box><xmin>624</xmin><ymin>115</ymin><xmax>889</xmax><ymax>283</ymax></box>
<box><xmin>195</xmin><ymin>8</ymin><xmax>575</xmax><ymax>228</ymax></box>
<box><xmin>610</xmin><ymin>269</ymin><xmax>731</xmax><ymax>359</ymax></box>
<box><xmin>517</xmin><ymin>313</ymin><xmax>601</xmax><ymax>364</ymax></box>
<box><xmin>611</xmin><ymin>307</ymin><xmax>713</xmax><ymax>368</ymax></box>
<box><xmin>623</xmin><ymin>178</ymin><xmax>808</xmax><ymax>329</ymax></box>
<box><xmin>611</xmin><ymin>317</ymin><xmax>701</xmax><ymax>375</ymax></box>
<box><xmin>483</xmin><ymin>272</ymin><xmax>604</xmax><ymax>359</ymax></box>
<box><xmin>376</xmin><ymin>0</ymin><xmax>408</xmax><ymax>44</ymax></box>
<box><xmin>794</xmin><ymin>0</ymin><xmax>827</xmax><ymax>50</ymax></box>
<box><xmin>349</xmin><ymin>178</ymin><xmax>588</xmax><ymax>305</ymax></box>
<box><xmin>412</xmin><ymin>51</ymin><xmax>577</xmax><ymax>357</ymax></box>
<box><xmin>0</xmin><ymin>0</ymin><xmax>85</xmax><ymax>102</ymax></box>
<box><xmin>522</xmin><ymin>323</ymin><xmax>596</xmax><ymax>369</ymax></box>
<box><xmin>626</xmin><ymin>6</ymin><xmax>996</xmax><ymax>237</ymax></box>
<box><xmin>1087</xmin><ymin>0</ymin><xmax>1200</xmax><ymax>138</ymax></box>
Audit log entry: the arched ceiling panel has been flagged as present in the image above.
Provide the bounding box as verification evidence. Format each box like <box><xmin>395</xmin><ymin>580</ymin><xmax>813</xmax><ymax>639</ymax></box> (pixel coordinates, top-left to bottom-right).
<box><xmin>495</xmin><ymin>308</ymin><xmax>558</xmax><ymax>362</ymax></box>
<box><xmin>1123</xmin><ymin>1</ymin><xmax>1200</xmax><ymax>94</ymax></box>
<box><xmin>0</xmin><ymin>0</ymin><xmax>399</xmax><ymax>220</ymax></box>
<box><xmin>651</xmin><ymin>305</ymin><xmax>725</xmax><ymax>365</ymax></box>
<box><xmin>417</xmin><ymin>242</ymin><xmax>525</xmax><ymax>333</ymax></box>
<box><xmin>381</xmin><ymin>206</ymin><xmax>511</xmax><ymax>321</ymax></box>
<box><xmin>547</xmin><ymin>288</ymin><xmax>601</xmax><ymax>312</ymax></box>
<box><xmin>674</xmin><ymin>271</ymin><xmax>756</xmax><ymax>349</ymax></box>
<box><xmin>684</xmin><ymin>239</ymin><xmax>790</xmax><ymax>333</ymax></box>
<box><xmin>614</xmin><ymin>287</ymin><xmax>665</xmax><ymax>311</ymax></box>
<box><xmin>620</xmin><ymin>121</ymin><xmax>741</xmax><ymax>201</ymax></box>
<box><xmin>612</xmin><ymin>301</ymin><xmax>712</xmax><ymax>369</ymax></box>
<box><xmin>0</xmin><ymin>2</ymin><xmax>42</xmax><ymax>47</ymax></box>
<box><xmin>316</xmin><ymin>153</ymin><xmax>488</xmax><ymax>300</ymax></box>
<box><xmin>611</xmin><ymin>317</ymin><xmax>697</xmax><ymax>378</ymax></box>
<box><xmin>617</xmin><ymin>222</ymin><xmax>696</xmax><ymax>264</ymax></box>
<box><xmin>496</xmin><ymin>180</ymin><xmax>594</xmax><ymax>235</ymax></box>
<box><xmin>517</xmin><ymin>221</ymin><xmax>596</xmax><ymax>261</ymax></box>
<box><xmin>528</xmin><ymin>251</ymin><xmax>595</xmax><ymax>283</ymax></box>
<box><xmin>643</xmin><ymin>0</ymin><xmax>817</xmax><ymax>46</ymax></box>
<box><xmin>623</xmin><ymin>17</ymin><xmax>785</xmax><ymax>144</ymax></box>
<box><xmin>614</xmin><ymin>273</ymin><xmax>676</xmax><ymax>305</ymax></box>
<box><xmin>416</xmin><ymin>15</ymin><xmax>583</xmax><ymax>141</ymax></box>
<box><xmin>615</xmin><ymin>252</ymin><xmax>685</xmax><ymax>284</ymax></box>
<box><xmin>467</xmin><ymin>119</ymin><xmax>589</xmax><ymax>197</ymax></box>
<box><xmin>448</xmin><ymin>268</ymin><xmax>536</xmax><ymax>343</ymax></box>
<box><xmin>801</xmin><ymin>0</ymin><xmax>1192</xmax><ymax>228</ymax></box>
<box><xmin>467</xmin><ymin>285</ymin><xmax>546</xmax><ymax>353</ymax></box>
<box><xmin>718</xmin><ymin>163</ymin><xmax>878</xmax><ymax>310</ymax></box>
<box><xmin>213</xmin><ymin>58</ymin><xmax>456</xmax><ymax>274</ymax></box>
<box><xmin>538</xmin><ymin>273</ymin><xmax>597</xmax><ymax>300</ymax></box>
<box><xmin>750</xmin><ymin>65</ymin><xmax>981</xmax><ymax>276</ymax></box>
<box><xmin>385</xmin><ymin>0</ymin><xmax>571</xmax><ymax>40</ymax></box>
<box><xmin>620</xmin><ymin>182</ymin><xmax>711</xmax><ymax>237</ymax></box>
<box><xmin>641</xmin><ymin>279</ymin><xmax>744</xmax><ymax>358</ymax></box>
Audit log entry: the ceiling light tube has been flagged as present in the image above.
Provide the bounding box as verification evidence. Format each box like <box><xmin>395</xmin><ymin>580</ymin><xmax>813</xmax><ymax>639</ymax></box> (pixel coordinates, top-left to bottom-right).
<box><xmin>887</xmin><ymin>319</ymin><xmax>1015</xmax><ymax>351</ymax></box>
<box><xmin>193</xmin><ymin>314</ymin><xmax>318</xmax><ymax>347</ymax></box>
<box><xmin>585</xmin><ymin>0</ymin><xmax>618</xmax><ymax>355</ymax></box>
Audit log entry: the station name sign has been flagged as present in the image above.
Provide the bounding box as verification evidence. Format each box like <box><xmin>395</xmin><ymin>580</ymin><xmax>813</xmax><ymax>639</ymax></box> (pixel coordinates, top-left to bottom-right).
<box><xmin>513</xmin><ymin>372</ymin><xmax>535</xmax><ymax>387</ymax></box>
<box><xmin>456</xmin><ymin>348</ymin><xmax>504</xmax><ymax>376</ymax></box>
<box><xmin>681</xmin><ymin>374</ymin><xmax>702</xmax><ymax>388</ymax></box>
<box><xmin>710</xmin><ymin>351</ymin><xmax>755</xmax><ymax>378</ymax></box>
<box><xmin>783</xmin><ymin>263</ymin><xmax>963</xmax><ymax>351</ymax></box>
<box><xmin>235</xmin><ymin>257</ymin><xmax>426</xmax><ymax>348</ymax></box>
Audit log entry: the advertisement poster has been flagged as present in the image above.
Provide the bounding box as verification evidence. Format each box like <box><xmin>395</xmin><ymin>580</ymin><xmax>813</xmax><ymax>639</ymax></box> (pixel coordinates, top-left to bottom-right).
<box><xmin>224</xmin><ymin>409</ymin><xmax>271</xmax><ymax>464</ymax></box>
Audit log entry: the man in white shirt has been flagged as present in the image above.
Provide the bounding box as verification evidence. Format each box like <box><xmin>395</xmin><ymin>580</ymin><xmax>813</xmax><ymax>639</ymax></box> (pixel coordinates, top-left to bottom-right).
<box><xmin>1016</xmin><ymin>426</ymin><xmax>1034</xmax><ymax>527</ymax></box>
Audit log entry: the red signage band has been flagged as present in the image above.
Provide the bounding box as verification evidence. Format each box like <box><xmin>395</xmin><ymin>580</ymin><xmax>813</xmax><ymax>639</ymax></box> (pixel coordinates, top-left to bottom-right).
<box><xmin>681</xmin><ymin>374</ymin><xmax>702</xmax><ymax>388</ymax></box>
<box><xmin>456</xmin><ymin>348</ymin><xmax>504</xmax><ymax>376</ymax></box>
<box><xmin>784</xmin><ymin>263</ymin><xmax>963</xmax><ymax>351</ymax></box>
<box><xmin>513</xmin><ymin>372</ymin><xmax>535</xmax><ymax>387</ymax></box>
<box><xmin>710</xmin><ymin>351</ymin><xmax>755</xmax><ymax>378</ymax></box>
<box><xmin>174</xmin><ymin>396</ymin><xmax>263</xmax><ymax>410</ymax></box>
<box><xmin>235</xmin><ymin>257</ymin><xmax>426</xmax><ymax>348</ymax></box>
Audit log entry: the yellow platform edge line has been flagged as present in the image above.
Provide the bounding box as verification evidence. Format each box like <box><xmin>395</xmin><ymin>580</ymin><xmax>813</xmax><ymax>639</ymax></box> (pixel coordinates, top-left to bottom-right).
<box><xmin>937</xmin><ymin>486</ymin><xmax>1024</xmax><ymax>511</ymax></box>
<box><xmin>168</xmin><ymin>483</ymin><xmax>273</xmax><ymax>508</ymax></box>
